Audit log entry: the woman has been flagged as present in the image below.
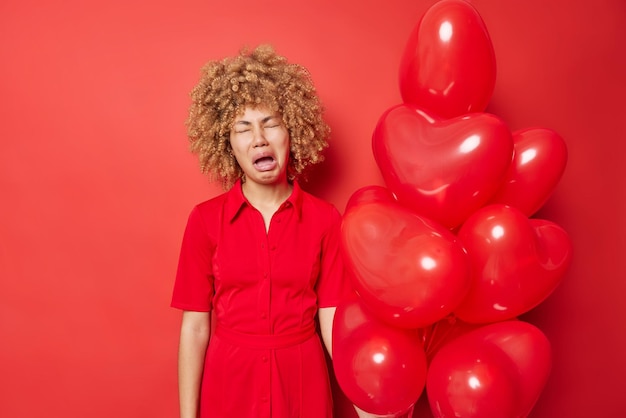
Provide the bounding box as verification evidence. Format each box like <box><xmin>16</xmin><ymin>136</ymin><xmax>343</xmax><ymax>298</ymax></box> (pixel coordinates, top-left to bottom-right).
<box><xmin>171</xmin><ymin>45</ymin><xmax>350</xmax><ymax>418</ymax></box>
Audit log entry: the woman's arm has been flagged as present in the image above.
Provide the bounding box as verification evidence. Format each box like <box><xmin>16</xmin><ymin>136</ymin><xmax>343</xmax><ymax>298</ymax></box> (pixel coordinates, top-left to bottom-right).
<box><xmin>178</xmin><ymin>310</ymin><xmax>211</xmax><ymax>418</ymax></box>
<box><xmin>318</xmin><ymin>306</ymin><xmax>336</xmax><ymax>358</ymax></box>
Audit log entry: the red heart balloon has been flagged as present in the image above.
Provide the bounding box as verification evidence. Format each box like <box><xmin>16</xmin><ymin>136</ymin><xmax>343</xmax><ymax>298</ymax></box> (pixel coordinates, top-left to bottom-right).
<box><xmin>399</xmin><ymin>0</ymin><xmax>496</xmax><ymax>118</ymax></box>
<box><xmin>372</xmin><ymin>104</ymin><xmax>513</xmax><ymax>229</ymax></box>
<box><xmin>489</xmin><ymin>128</ymin><xmax>568</xmax><ymax>216</ymax></box>
<box><xmin>427</xmin><ymin>320</ymin><xmax>551</xmax><ymax>418</ymax></box>
<box><xmin>479</xmin><ymin>321</ymin><xmax>553</xmax><ymax>417</ymax></box>
<box><xmin>455</xmin><ymin>204</ymin><xmax>572</xmax><ymax>323</ymax></box>
<box><xmin>333</xmin><ymin>296</ymin><xmax>427</xmax><ymax>416</ymax></box>
<box><xmin>344</xmin><ymin>184</ymin><xmax>397</xmax><ymax>214</ymax></box>
<box><xmin>341</xmin><ymin>198</ymin><xmax>471</xmax><ymax>329</ymax></box>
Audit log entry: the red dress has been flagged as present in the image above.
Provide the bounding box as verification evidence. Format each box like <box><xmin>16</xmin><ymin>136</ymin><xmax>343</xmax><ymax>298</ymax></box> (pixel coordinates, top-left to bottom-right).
<box><xmin>171</xmin><ymin>180</ymin><xmax>348</xmax><ymax>418</ymax></box>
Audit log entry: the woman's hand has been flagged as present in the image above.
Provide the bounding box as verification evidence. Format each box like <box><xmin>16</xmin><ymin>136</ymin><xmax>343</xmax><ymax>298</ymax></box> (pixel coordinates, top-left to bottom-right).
<box><xmin>354</xmin><ymin>405</ymin><xmax>399</xmax><ymax>418</ymax></box>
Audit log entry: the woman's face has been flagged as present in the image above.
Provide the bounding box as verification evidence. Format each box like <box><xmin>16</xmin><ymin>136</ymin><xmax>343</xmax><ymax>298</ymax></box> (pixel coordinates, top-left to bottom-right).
<box><xmin>229</xmin><ymin>106</ymin><xmax>290</xmax><ymax>187</ymax></box>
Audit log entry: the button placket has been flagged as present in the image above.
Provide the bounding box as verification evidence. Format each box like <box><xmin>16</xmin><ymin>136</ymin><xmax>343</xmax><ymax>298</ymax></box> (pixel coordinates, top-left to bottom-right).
<box><xmin>259</xmin><ymin>350</ymin><xmax>271</xmax><ymax>418</ymax></box>
<box><xmin>259</xmin><ymin>221</ymin><xmax>271</xmax><ymax>328</ymax></box>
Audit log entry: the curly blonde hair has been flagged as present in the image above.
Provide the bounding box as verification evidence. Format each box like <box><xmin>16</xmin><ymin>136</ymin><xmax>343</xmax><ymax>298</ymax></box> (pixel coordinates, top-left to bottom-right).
<box><xmin>186</xmin><ymin>44</ymin><xmax>331</xmax><ymax>189</ymax></box>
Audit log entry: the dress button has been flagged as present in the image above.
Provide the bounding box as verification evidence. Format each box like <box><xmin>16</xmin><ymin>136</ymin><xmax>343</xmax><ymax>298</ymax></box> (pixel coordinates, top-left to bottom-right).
<box><xmin>260</xmin><ymin>312</ymin><xmax>267</xmax><ymax>319</ymax></box>
<box><xmin>262</xmin><ymin>355</ymin><xmax>268</xmax><ymax>363</ymax></box>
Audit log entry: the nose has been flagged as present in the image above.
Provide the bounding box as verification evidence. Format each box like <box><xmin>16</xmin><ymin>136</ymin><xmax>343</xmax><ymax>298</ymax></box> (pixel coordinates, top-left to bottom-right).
<box><xmin>252</xmin><ymin>126</ymin><xmax>268</xmax><ymax>147</ymax></box>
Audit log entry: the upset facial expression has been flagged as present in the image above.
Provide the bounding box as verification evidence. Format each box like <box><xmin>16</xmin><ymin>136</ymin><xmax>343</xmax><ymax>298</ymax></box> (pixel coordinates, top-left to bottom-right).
<box><xmin>229</xmin><ymin>106</ymin><xmax>291</xmax><ymax>186</ymax></box>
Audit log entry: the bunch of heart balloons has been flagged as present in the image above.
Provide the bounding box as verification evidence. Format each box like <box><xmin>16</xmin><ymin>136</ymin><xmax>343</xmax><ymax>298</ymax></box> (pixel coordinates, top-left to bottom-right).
<box><xmin>332</xmin><ymin>1</ymin><xmax>572</xmax><ymax>417</ymax></box>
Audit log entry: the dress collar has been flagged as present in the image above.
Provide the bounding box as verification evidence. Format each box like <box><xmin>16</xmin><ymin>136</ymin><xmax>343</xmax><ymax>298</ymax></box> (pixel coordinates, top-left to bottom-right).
<box><xmin>225</xmin><ymin>179</ymin><xmax>303</xmax><ymax>222</ymax></box>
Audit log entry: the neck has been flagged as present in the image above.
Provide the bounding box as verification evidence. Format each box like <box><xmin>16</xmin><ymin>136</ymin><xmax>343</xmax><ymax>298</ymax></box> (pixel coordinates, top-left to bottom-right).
<box><xmin>241</xmin><ymin>179</ymin><xmax>293</xmax><ymax>209</ymax></box>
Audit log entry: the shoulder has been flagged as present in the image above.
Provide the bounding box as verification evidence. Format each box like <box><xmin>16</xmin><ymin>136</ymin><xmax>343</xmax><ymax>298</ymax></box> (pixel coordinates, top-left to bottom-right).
<box><xmin>299</xmin><ymin>188</ymin><xmax>342</xmax><ymax>224</ymax></box>
<box><xmin>194</xmin><ymin>191</ymin><xmax>229</xmax><ymax>214</ymax></box>
<box><xmin>186</xmin><ymin>190</ymin><xmax>229</xmax><ymax>230</ymax></box>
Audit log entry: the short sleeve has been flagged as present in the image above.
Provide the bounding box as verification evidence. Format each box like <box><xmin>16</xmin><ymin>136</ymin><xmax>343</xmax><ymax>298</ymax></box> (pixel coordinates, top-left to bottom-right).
<box><xmin>315</xmin><ymin>206</ymin><xmax>351</xmax><ymax>308</ymax></box>
<box><xmin>171</xmin><ymin>206</ymin><xmax>215</xmax><ymax>311</ymax></box>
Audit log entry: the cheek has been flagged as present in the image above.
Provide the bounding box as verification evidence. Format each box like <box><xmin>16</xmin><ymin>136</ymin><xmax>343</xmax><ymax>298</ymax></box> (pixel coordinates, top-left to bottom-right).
<box><xmin>230</xmin><ymin>147</ymin><xmax>246</xmax><ymax>168</ymax></box>
<box><xmin>283</xmin><ymin>142</ymin><xmax>292</xmax><ymax>161</ymax></box>
<box><xmin>282</xmin><ymin>133</ymin><xmax>291</xmax><ymax>158</ymax></box>
<box><xmin>233</xmin><ymin>154</ymin><xmax>248</xmax><ymax>169</ymax></box>
<box><xmin>229</xmin><ymin>139</ymin><xmax>246</xmax><ymax>159</ymax></box>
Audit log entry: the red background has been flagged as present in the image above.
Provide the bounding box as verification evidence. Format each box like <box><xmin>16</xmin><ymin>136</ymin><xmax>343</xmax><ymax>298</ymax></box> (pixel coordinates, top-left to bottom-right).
<box><xmin>1</xmin><ymin>0</ymin><xmax>625</xmax><ymax>417</ymax></box>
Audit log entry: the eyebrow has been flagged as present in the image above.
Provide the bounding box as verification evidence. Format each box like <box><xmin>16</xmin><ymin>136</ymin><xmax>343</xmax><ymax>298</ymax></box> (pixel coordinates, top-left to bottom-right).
<box><xmin>233</xmin><ymin>115</ymin><xmax>279</xmax><ymax>126</ymax></box>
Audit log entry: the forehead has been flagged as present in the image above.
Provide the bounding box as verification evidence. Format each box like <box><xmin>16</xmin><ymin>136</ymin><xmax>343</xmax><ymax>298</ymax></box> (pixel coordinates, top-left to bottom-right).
<box><xmin>234</xmin><ymin>105</ymin><xmax>281</xmax><ymax>121</ymax></box>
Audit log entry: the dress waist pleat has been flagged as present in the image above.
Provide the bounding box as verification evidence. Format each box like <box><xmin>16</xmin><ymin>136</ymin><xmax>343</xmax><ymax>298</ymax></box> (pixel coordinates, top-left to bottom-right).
<box><xmin>214</xmin><ymin>323</ymin><xmax>316</xmax><ymax>349</ymax></box>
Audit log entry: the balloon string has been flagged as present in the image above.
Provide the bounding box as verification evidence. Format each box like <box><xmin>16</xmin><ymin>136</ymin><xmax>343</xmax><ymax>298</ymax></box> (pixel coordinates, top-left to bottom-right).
<box><xmin>425</xmin><ymin>314</ymin><xmax>459</xmax><ymax>361</ymax></box>
<box><xmin>422</xmin><ymin>322</ymin><xmax>436</xmax><ymax>359</ymax></box>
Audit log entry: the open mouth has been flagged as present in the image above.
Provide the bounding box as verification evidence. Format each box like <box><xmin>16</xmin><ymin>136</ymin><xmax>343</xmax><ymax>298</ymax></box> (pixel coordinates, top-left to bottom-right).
<box><xmin>253</xmin><ymin>155</ymin><xmax>277</xmax><ymax>171</ymax></box>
